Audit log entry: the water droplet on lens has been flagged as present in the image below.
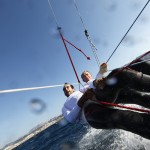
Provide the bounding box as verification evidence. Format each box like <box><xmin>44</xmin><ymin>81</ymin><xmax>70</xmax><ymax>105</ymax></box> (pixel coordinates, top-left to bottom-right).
<box><xmin>30</xmin><ymin>98</ymin><xmax>46</xmax><ymax>114</ymax></box>
<box><xmin>106</xmin><ymin>77</ymin><xmax>117</xmax><ymax>85</ymax></box>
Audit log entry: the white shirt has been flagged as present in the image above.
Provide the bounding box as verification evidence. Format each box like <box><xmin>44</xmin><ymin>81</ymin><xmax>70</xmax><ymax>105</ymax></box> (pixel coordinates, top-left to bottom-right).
<box><xmin>80</xmin><ymin>79</ymin><xmax>95</xmax><ymax>93</ymax></box>
<box><xmin>62</xmin><ymin>91</ymin><xmax>83</xmax><ymax>123</ymax></box>
<box><xmin>80</xmin><ymin>72</ymin><xmax>103</xmax><ymax>93</ymax></box>
<box><xmin>95</xmin><ymin>72</ymin><xmax>103</xmax><ymax>79</ymax></box>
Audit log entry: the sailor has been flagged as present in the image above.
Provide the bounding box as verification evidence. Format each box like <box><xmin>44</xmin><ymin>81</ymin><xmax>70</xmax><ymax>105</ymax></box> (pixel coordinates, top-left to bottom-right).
<box><xmin>80</xmin><ymin>64</ymin><xmax>105</xmax><ymax>93</ymax></box>
<box><xmin>62</xmin><ymin>83</ymin><xmax>83</xmax><ymax>123</ymax></box>
<box><xmin>80</xmin><ymin>70</ymin><xmax>95</xmax><ymax>93</ymax></box>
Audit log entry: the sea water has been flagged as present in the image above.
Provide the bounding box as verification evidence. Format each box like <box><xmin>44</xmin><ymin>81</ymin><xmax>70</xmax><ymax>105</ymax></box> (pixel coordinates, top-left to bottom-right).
<box><xmin>14</xmin><ymin>118</ymin><xmax>150</xmax><ymax>150</ymax></box>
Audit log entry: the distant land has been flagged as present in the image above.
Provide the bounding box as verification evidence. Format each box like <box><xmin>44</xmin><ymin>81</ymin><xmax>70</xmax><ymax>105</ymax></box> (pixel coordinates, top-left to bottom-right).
<box><xmin>2</xmin><ymin>115</ymin><xmax>64</xmax><ymax>150</ymax></box>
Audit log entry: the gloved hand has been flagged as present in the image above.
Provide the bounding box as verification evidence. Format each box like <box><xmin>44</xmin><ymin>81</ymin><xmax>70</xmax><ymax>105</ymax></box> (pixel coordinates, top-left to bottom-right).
<box><xmin>77</xmin><ymin>89</ymin><xmax>95</xmax><ymax>108</ymax></box>
<box><xmin>99</xmin><ymin>63</ymin><xmax>108</xmax><ymax>75</ymax></box>
<box><xmin>93</xmin><ymin>78</ymin><xmax>105</xmax><ymax>89</ymax></box>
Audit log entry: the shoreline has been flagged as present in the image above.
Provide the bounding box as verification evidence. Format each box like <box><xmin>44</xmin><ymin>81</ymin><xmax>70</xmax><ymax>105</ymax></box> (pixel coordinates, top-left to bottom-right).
<box><xmin>3</xmin><ymin>116</ymin><xmax>63</xmax><ymax>150</ymax></box>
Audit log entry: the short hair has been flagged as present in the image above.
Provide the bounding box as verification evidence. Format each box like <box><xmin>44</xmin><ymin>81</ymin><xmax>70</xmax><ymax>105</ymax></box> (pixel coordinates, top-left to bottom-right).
<box><xmin>81</xmin><ymin>70</ymin><xmax>92</xmax><ymax>80</ymax></box>
<box><xmin>63</xmin><ymin>83</ymin><xmax>75</xmax><ymax>97</ymax></box>
<box><xmin>63</xmin><ymin>83</ymin><xmax>74</xmax><ymax>91</ymax></box>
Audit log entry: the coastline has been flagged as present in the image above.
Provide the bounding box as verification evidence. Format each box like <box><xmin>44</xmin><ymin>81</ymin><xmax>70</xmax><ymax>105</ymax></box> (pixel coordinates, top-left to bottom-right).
<box><xmin>3</xmin><ymin>115</ymin><xmax>64</xmax><ymax>150</ymax></box>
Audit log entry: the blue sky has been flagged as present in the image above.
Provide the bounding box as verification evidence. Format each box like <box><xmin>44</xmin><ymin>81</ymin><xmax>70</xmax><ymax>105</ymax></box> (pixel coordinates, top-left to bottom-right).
<box><xmin>0</xmin><ymin>0</ymin><xmax>150</xmax><ymax>148</ymax></box>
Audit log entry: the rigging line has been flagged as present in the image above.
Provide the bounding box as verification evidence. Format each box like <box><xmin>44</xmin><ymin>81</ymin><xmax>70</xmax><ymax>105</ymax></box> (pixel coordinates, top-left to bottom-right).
<box><xmin>0</xmin><ymin>83</ymin><xmax>79</xmax><ymax>94</ymax></box>
<box><xmin>124</xmin><ymin>51</ymin><xmax>150</xmax><ymax>69</ymax></box>
<box><xmin>73</xmin><ymin>0</ymin><xmax>100</xmax><ymax>67</ymax></box>
<box><xmin>108</xmin><ymin>51</ymin><xmax>150</xmax><ymax>78</ymax></box>
<box><xmin>108</xmin><ymin>58</ymin><xmax>150</xmax><ymax>72</ymax></box>
<box><xmin>48</xmin><ymin>0</ymin><xmax>60</xmax><ymax>27</ymax></box>
<box><xmin>99</xmin><ymin>101</ymin><xmax>150</xmax><ymax>114</ymax></box>
<box><xmin>63</xmin><ymin>38</ymin><xmax>90</xmax><ymax>60</ymax></box>
<box><xmin>106</xmin><ymin>0</ymin><xmax>150</xmax><ymax>63</ymax></box>
<box><xmin>86</xmin><ymin>34</ymin><xmax>100</xmax><ymax>66</ymax></box>
<box><xmin>125</xmin><ymin>58</ymin><xmax>150</xmax><ymax>67</ymax></box>
<box><xmin>47</xmin><ymin>1</ymin><xmax>81</xmax><ymax>84</ymax></box>
<box><xmin>58</xmin><ymin>28</ymin><xmax>81</xmax><ymax>84</ymax></box>
<box><xmin>73</xmin><ymin>0</ymin><xmax>87</xmax><ymax>30</ymax></box>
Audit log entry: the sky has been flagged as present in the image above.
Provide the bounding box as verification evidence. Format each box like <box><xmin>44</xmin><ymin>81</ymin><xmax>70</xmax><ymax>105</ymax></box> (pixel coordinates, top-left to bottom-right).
<box><xmin>0</xmin><ymin>0</ymin><xmax>150</xmax><ymax>148</ymax></box>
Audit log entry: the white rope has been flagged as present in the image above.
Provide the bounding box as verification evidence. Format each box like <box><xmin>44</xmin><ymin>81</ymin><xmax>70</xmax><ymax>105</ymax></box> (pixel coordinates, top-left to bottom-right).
<box><xmin>48</xmin><ymin>0</ymin><xmax>60</xmax><ymax>27</ymax></box>
<box><xmin>0</xmin><ymin>83</ymin><xmax>79</xmax><ymax>94</ymax></box>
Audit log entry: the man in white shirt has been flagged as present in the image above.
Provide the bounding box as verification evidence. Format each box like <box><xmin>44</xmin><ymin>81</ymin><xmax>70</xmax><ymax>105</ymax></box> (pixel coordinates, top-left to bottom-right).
<box><xmin>80</xmin><ymin>63</ymin><xmax>107</xmax><ymax>93</ymax></box>
<box><xmin>80</xmin><ymin>71</ymin><xmax>95</xmax><ymax>93</ymax></box>
<box><xmin>62</xmin><ymin>82</ymin><xmax>95</xmax><ymax>123</ymax></box>
<box><xmin>62</xmin><ymin>83</ymin><xmax>83</xmax><ymax>123</ymax></box>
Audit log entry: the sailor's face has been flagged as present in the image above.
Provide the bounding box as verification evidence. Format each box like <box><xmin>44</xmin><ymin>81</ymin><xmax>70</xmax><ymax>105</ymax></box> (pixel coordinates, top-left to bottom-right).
<box><xmin>82</xmin><ymin>72</ymin><xmax>92</xmax><ymax>83</ymax></box>
<box><xmin>63</xmin><ymin>84</ymin><xmax>75</xmax><ymax>97</ymax></box>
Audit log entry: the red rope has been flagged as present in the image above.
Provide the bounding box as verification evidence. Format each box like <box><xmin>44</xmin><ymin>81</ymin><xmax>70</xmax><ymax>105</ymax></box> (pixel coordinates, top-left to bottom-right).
<box><xmin>63</xmin><ymin>38</ymin><xmax>90</xmax><ymax>60</ymax></box>
<box><xmin>95</xmin><ymin>51</ymin><xmax>150</xmax><ymax>114</ymax></box>
<box><xmin>58</xmin><ymin>30</ymin><xmax>81</xmax><ymax>84</ymax></box>
<box><xmin>125</xmin><ymin>51</ymin><xmax>150</xmax><ymax>69</ymax></box>
<box><xmin>111</xmin><ymin>51</ymin><xmax>150</xmax><ymax>77</ymax></box>
<box><xmin>97</xmin><ymin>100</ymin><xmax>150</xmax><ymax>114</ymax></box>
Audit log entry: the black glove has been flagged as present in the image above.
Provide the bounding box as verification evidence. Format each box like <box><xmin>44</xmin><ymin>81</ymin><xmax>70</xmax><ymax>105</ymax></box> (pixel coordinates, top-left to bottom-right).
<box><xmin>78</xmin><ymin>89</ymin><xmax>95</xmax><ymax>108</ymax></box>
<box><xmin>93</xmin><ymin>78</ymin><xmax>105</xmax><ymax>89</ymax></box>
